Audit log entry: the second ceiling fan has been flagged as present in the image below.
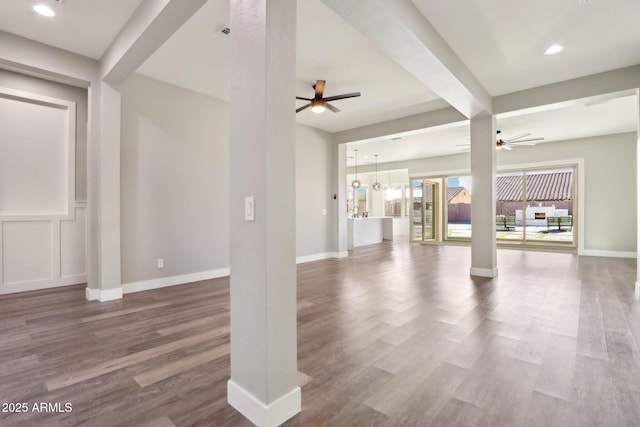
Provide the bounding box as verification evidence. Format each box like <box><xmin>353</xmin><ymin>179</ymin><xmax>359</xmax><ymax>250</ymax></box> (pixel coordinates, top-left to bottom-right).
<box><xmin>458</xmin><ymin>130</ymin><xmax>544</xmax><ymax>151</ymax></box>
<box><xmin>296</xmin><ymin>80</ymin><xmax>361</xmax><ymax>114</ymax></box>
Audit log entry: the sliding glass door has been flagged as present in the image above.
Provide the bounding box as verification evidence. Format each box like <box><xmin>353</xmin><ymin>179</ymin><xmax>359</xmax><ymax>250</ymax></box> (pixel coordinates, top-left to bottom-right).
<box><xmin>411</xmin><ymin>179</ymin><xmax>439</xmax><ymax>242</ymax></box>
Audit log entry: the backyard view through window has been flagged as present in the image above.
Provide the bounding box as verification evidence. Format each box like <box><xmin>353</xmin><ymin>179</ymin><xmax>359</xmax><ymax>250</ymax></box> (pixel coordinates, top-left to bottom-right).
<box><xmin>447</xmin><ymin>175</ymin><xmax>472</xmax><ymax>239</ymax></box>
<box><xmin>444</xmin><ymin>167</ymin><xmax>575</xmax><ymax>245</ymax></box>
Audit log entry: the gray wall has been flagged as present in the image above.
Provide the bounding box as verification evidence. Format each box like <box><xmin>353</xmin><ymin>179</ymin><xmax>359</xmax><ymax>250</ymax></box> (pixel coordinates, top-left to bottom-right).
<box><xmin>0</xmin><ymin>69</ymin><xmax>88</xmax><ymax>201</ymax></box>
<box><xmin>295</xmin><ymin>125</ymin><xmax>334</xmax><ymax>256</ymax></box>
<box><xmin>367</xmin><ymin>132</ymin><xmax>637</xmax><ymax>253</ymax></box>
<box><xmin>120</xmin><ymin>74</ymin><xmax>336</xmax><ymax>284</ymax></box>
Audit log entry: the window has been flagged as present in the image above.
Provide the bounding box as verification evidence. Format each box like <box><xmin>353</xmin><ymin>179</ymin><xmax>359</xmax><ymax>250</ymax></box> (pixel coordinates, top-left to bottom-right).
<box><xmin>445</xmin><ymin>175</ymin><xmax>472</xmax><ymax>240</ymax></box>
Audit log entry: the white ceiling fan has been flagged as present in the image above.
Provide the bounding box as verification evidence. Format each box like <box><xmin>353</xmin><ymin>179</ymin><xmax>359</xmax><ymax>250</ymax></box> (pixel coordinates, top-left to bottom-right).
<box><xmin>458</xmin><ymin>130</ymin><xmax>544</xmax><ymax>151</ymax></box>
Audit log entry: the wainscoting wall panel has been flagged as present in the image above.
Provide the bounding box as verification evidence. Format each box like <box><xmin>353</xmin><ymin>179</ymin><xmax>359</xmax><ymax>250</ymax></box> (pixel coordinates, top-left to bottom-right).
<box><xmin>2</xmin><ymin>220</ymin><xmax>53</xmax><ymax>285</ymax></box>
<box><xmin>0</xmin><ymin>87</ymin><xmax>86</xmax><ymax>295</ymax></box>
<box><xmin>61</xmin><ymin>206</ymin><xmax>86</xmax><ymax>278</ymax></box>
<box><xmin>0</xmin><ymin>204</ymin><xmax>87</xmax><ymax>294</ymax></box>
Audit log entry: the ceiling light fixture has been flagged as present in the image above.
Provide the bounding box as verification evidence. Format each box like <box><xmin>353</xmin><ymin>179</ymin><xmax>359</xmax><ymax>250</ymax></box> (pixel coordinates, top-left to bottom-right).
<box><xmin>34</xmin><ymin>4</ymin><xmax>56</xmax><ymax>17</ymax></box>
<box><xmin>373</xmin><ymin>155</ymin><xmax>381</xmax><ymax>191</ymax></box>
<box><xmin>544</xmin><ymin>44</ymin><xmax>564</xmax><ymax>55</ymax></box>
<box><xmin>310</xmin><ymin>99</ymin><xmax>326</xmax><ymax>113</ymax></box>
<box><xmin>352</xmin><ymin>149</ymin><xmax>361</xmax><ymax>188</ymax></box>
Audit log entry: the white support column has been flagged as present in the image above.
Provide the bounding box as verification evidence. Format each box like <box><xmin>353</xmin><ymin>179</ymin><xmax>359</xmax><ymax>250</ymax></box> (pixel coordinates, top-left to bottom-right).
<box><xmin>470</xmin><ymin>114</ymin><xmax>498</xmax><ymax>278</ymax></box>
<box><xmin>635</xmin><ymin>90</ymin><xmax>640</xmax><ymax>299</ymax></box>
<box><xmin>335</xmin><ymin>144</ymin><xmax>348</xmax><ymax>258</ymax></box>
<box><xmin>86</xmin><ymin>81</ymin><xmax>123</xmax><ymax>302</ymax></box>
<box><xmin>227</xmin><ymin>1</ymin><xmax>300</xmax><ymax>426</ymax></box>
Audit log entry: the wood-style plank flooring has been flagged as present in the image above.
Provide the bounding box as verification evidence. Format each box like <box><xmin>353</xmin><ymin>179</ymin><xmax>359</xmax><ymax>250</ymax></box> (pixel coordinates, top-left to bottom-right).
<box><xmin>1</xmin><ymin>241</ymin><xmax>639</xmax><ymax>426</ymax></box>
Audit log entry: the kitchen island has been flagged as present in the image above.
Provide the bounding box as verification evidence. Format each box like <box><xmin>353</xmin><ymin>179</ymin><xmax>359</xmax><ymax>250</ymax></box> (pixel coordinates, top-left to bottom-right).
<box><xmin>347</xmin><ymin>217</ymin><xmax>394</xmax><ymax>249</ymax></box>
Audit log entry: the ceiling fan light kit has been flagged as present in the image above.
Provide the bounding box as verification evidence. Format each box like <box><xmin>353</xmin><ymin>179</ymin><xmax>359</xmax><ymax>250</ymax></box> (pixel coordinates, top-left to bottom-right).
<box><xmin>296</xmin><ymin>80</ymin><xmax>361</xmax><ymax>114</ymax></box>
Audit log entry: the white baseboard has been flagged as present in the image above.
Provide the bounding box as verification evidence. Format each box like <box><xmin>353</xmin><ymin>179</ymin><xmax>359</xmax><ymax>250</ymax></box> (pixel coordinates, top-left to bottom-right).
<box><xmin>85</xmin><ymin>286</ymin><xmax>123</xmax><ymax>302</ymax></box>
<box><xmin>0</xmin><ymin>274</ymin><xmax>86</xmax><ymax>295</ymax></box>
<box><xmin>122</xmin><ymin>268</ymin><xmax>230</xmax><ymax>294</ymax></box>
<box><xmin>227</xmin><ymin>380</ymin><xmax>301</xmax><ymax>427</ymax></box>
<box><xmin>470</xmin><ymin>267</ymin><xmax>498</xmax><ymax>278</ymax></box>
<box><xmin>578</xmin><ymin>249</ymin><xmax>637</xmax><ymax>259</ymax></box>
<box><xmin>296</xmin><ymin>251</ymin><xmax>348</xmax><ymax>264</ymax></box>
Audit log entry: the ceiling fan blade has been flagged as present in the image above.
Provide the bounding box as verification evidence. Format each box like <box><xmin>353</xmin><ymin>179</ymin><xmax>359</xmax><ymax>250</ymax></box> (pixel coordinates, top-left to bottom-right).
<box><xmin>503</xmin><ymin>132</ymin><xmax>531</xmax><ymax>142</ymax></box>
<box><xmin>296</xmin><ymin>103</ymin><xmax>311</xmax><ymax>113</ymax></box>
<box><xmin>325</xmin><ymin>103</ymin><xmax>341</xmax><ymax>113</ymax></box>
<box><xmin>296</xmin><ymin>96</ymin><xmax>312</xmax><ymax>101</ymax></box>
<box><xmin>323</xmin><ymin>92</ymin><xmax>361</xmax><ymax>102</ymax></box>
<box><xmin>455</xmin><ymin>144</ymin><xmax>470</xmax><ymax>147</ymax></box>
<box><xmin>508</xmin><ymin>137</ymin><xmax>544</xmax><ymax>144</ymax></box>
<box><xmin>314</xmin><ymin>80</ymin><xmax>325</xmax><ymax>99</ymax></box>
<box><xmin>502</xmin><ymin>145</ymin><xmax>513</xmax><ymax>150</ymax></box>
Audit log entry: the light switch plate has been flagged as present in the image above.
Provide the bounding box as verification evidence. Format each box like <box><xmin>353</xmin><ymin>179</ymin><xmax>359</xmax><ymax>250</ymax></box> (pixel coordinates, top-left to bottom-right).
<box><xmin>245</xmin><ymin>196</ymin><xmax>255</xmax><ymax>221</ymax></box>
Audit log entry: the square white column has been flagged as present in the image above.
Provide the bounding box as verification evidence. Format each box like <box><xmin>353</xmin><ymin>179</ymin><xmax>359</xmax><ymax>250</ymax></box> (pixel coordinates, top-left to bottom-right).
<box><xmin>227</xmin><ymin>1</ymin><xmax>301</xmax><ymax>426</ymax></box>
<box><xmin>470</xmin><ymin>113</ymin><xmax>498</xmax><ymax>278</ymax></box>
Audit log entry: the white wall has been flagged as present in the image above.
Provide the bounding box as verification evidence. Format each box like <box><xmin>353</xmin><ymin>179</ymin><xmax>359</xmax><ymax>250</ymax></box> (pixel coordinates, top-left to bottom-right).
<box><xmin>367</xmin><ymin>133</ymin><xmax>637</xmax><ymax>253</ymax></box>
<box><xmin>120</xmin><ymin>74</ymin><xmax>336</xmax><ymax>287</ymax></box>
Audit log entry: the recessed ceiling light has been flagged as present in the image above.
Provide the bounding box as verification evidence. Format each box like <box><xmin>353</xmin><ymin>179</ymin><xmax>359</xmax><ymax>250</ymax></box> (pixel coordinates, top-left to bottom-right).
<box><xmin>544</xmin><ymin>44</ymin><xmax>564</xmax><ymax>55</ymax></box>
<box><xmin>34</xmin><ymin>4</ymin><xmax>56</xmax><ymax>17</ymax></box>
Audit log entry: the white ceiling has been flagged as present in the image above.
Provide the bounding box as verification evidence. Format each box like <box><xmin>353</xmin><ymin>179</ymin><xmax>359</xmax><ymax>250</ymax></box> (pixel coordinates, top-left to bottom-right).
<box><xmin>411</xmin><ymin>0</ymin><xmax>640</xmax><ymax>96</ymax></box>
<box><xmin>137</xmin><ymin>0</ymin><xmax>444</xmax><ymax>133</ymax></box>
<box><xmin>0</xmin><ymin>0</ymin><xmax>638</xmax><ymax>162</ymax></box>
<box><xmin>0</xmin><ymin>0</ymin><xmax>144</xmax><ymax>59</ymax></box>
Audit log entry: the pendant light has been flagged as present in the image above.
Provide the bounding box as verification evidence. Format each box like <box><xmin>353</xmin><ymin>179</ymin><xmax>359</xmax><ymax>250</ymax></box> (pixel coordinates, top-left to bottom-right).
<box><xmin>372</xmin><ymin>154</ymin><xmax>381</xmax><ymax>191</ymax></box>
<box><xmin>352</xmin><ymin>149</ymin><xmax>361</xmax><ymax>188</ymax></box>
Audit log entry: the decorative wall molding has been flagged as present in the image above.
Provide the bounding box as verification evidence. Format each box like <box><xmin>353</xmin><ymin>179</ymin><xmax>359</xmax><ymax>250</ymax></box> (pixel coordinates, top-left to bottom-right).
<box><xmin>0</xmin><ymin>205</ymin><xmax>86</xmax><ymax>295</ymax></box>
<box><xmin>0</xmin><ymin>87</ymin><xmax>76</xmax><ymax>220</ymax></box>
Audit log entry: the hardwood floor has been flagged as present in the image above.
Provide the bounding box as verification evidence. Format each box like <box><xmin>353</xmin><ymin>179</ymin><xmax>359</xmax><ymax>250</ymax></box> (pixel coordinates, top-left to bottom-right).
<box><xmin>1</xmin><ymin>242</ymin><xmax>639</xmax><ymax>426</ymax></box>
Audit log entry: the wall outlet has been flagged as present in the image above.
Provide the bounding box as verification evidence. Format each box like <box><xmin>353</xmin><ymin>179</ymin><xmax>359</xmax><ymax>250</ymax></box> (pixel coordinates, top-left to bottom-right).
<box><xmin>157</xmin><ymin>258</ymin><xmax>164</xmax><ymax>268</ymax></box>
<box><xmin>322</xmin><ymin>208</ymin><xmax>327</xmax><ymax>216</ymax></box>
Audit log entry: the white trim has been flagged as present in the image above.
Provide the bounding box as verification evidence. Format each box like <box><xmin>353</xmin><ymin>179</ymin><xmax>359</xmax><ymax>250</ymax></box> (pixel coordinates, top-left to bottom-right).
<box><xmin>296</xmin><ymin>251</ymin><xmax>348</xmax><ymax>264</ymax></box>
<box><xmin>0</xmin><ymin>87</ymin><xmax>76</xmax><ymax>221</ymax></box>
<box><xmin>470</xmin><ymin>267</ymin><xmax>498</xmax><ymax>278</ymax></box>
<box><xmin>0</xmin><ymin>274</ymin><xmax>86</xmax><ymax>295</ymax></box>
<box><xmin>578</xmin><ymin>249</ymin><xmax>637</xmax><ymax>259</ymax></box>
<box><xmin>227</xmin><ymin>380</ymin><xmax>301</xmax><ymax>427</ymax></box>
<box><xmin>635</xmin><ymin>281</ymin><xmax>640</xmax><ymax>300</ymax></box>
<box><xmin>85</xmin><ymin>286</ymin><xmax>122</xmax><ymax>302</ymax></box>
<box><xmin>122</xmin><ymin>268</ymin><xmax>230</xmax><ymax>294</ymax></box>
<box><xmin>296</xmin><ymin>253</ymin><xmax>331</xmax><ymax>264</ymax></box>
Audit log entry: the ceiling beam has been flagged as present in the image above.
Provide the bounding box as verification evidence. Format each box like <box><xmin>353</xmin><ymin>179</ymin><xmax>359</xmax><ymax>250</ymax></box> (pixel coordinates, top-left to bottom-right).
<box><xmin>333</xmin><ymin>106</ymin><xmax>466</xmax><ymax>144</ymax></box>
<box><xmin>494</xmin><ymin>65</ymin><xmax>640</xmax><ymax>115</ymax></box>
<box><xmin>100</xmin><ymin>0</ymin><xmax>208</xmax><ymax>84</ymax></box>
<box><xmin>321</xmin><ymin>0</ymin><xmax>492</xmax><ymax>118</ymax></box>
